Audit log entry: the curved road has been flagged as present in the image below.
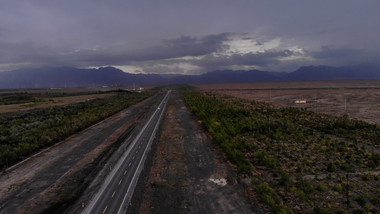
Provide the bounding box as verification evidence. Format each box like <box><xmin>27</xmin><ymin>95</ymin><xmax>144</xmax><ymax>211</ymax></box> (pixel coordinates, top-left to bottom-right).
<box><xmin>83</xmin><ymin>90</ymin><xmax>171</xmax><ymax>214</ymax></box>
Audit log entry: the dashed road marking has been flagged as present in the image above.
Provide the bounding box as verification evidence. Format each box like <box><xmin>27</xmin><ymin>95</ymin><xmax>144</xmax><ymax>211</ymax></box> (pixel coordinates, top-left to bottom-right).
<box><xmin>129</xmin><ymin>162</ymin><xmax>131</xmax><ymax>166</ymax></box>
<box><xmin>119</xmin><ymin>179</ymin><xmax>123</xmax><ymax>185</ymax></box>
<box><xmin>124</xmin><ymin>170</ymin><xmax>127</xmax><ymax>175</ymax></box>
<box><xmin>112</xmin><ymin>191</ymin><xmax>115</xmax><ymax>198</ymax></box>
<box><xmin>103</xmin><ymin>206</ymin><xmax>108</xmax><ymax>214</ymax></box>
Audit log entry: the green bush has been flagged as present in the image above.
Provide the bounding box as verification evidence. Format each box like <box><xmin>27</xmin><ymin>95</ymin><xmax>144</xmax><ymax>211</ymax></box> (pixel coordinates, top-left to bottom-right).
<box><xmin>317</xmin><ymin>182</ymin><xmax>328</xmax><ymax>192</ymax></box>
<box><xmin>256</xmin><ymin>183</ymin><xmax>291</xmax><ymax>213</ymax></box>
<box><xmin>313</xmin><ymin>206</ymin><xmax>329</xmax><ymax>214</ymax></box>
<box><xmin>279</xmin><ymin>169</ymin><xmax>290</xmax><ymax>187</ymax></box>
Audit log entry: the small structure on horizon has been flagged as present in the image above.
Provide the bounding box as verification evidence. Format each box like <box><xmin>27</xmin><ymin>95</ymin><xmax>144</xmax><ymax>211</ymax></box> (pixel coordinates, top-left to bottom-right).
<box><xmin>294</xmin><ymin>100</ymin><xmax>307</xmax><ymax>104</ymax></box>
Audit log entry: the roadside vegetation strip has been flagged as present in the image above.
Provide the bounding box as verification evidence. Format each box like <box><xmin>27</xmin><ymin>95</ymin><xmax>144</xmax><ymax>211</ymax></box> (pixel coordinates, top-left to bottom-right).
<box><xmin>0</xmin><ymin>90</ymin><xmax>155</xmax><ymax>170</ymax></box>
<box><xmin>182</xmin><ymin>91</ymin><xmax>380</xmax><ymax>213</ymax></box>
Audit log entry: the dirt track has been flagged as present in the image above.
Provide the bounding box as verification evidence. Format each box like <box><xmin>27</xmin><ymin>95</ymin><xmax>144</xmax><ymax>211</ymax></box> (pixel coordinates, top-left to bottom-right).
<box><xmin>134</xmin><ymin>89</ymin><xmax>258</xmax><ymax>214</ymax></box>
<box><xmin>0</xmin><ymin>92</ymin><xmax>162</xmax><ymax>214</ymax></box>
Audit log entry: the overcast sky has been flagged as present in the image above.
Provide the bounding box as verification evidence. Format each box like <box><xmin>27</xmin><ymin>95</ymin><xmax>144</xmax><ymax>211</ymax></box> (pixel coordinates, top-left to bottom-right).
<box><xmin>0</xmin><ymin>0</ymin><xmax>379</xmax><ymax>74</ymax></box>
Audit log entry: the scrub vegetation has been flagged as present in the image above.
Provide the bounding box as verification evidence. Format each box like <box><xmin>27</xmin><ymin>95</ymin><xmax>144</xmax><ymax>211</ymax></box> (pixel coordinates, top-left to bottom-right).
<box><xmin>0</xmin><ymin>91</ymin><xmax>108</xmax><ymax>105</ymax></box>
<box><xmin>182</xmin><ymin>90</ymin><xmax>380</xmax><ymax>213</ymax></box>
<box><xmin>0</xmin><ymin>90</ymin><xmax>153</xmax><ymax>170</ymax></box>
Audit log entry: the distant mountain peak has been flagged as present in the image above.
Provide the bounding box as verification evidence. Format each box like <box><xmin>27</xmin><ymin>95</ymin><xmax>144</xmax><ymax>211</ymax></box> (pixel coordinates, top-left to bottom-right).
<box><xmin>0</xmin><ymin>64</ymin><xmax>379</xmax><ymax>89</ymax></box>
<box><xmin>0</xmin><ymin>66</ymin><xmax>164</xmax><ymax>89</ymax></box>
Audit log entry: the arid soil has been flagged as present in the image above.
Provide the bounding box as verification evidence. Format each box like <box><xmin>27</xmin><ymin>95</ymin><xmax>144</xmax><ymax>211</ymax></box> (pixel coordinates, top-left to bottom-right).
<box><xmin>198</xmin><ymin>80</ymin><xmax>380</xmax><ymax>124</ymax></box>
<box><xmin>134</xmin><ymin>90</ymin><xmax>258</xmax><ymax>214</ymax></box>
<box><xmin>0</xmin><ymin>85</ymin><xmax>152</xmax><ymax>113</ymax></box>
<box><xmin>0</xmin><ymin>93</ymin><xmax>116</xmax><ymax>113</ymax></box>
<box><xmin>0</xmin><ymin>86</ymin><xmax>142</xmax><ymax>95</ymax></box>
<box><xmin>0</xmin><ymin>92</ymin><xmax>162</xmax><ymax>214</ymax></box>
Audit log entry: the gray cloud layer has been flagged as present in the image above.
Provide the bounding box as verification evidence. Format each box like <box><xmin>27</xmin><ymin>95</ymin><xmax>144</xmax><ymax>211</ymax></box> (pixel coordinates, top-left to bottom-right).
<box><xmin>0</xmin><ymin>0</ymin><xmax>379</xmax><ymax>73</ymax></box>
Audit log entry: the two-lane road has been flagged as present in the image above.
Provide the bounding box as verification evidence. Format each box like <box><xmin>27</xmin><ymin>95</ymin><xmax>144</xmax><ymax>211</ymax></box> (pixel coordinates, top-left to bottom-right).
<box><xmin>83</xmin><ymin>90</ymin><xmax>171</xmax><ymax>214</ymax></box>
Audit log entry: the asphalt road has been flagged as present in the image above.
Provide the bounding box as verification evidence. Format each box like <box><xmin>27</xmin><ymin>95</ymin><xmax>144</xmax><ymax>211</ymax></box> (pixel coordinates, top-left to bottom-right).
<box><xmin>82</xmin><ymin>90</ymin><xmax>171</xmax><ymax>214</ymax></box>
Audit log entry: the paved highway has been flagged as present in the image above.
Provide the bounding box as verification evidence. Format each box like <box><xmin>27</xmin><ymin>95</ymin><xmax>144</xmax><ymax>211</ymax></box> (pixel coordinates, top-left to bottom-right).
<box><xmin>83</xmin><ymin>90</ymin><xmax>171</xmax><ymax>214</ymax></box>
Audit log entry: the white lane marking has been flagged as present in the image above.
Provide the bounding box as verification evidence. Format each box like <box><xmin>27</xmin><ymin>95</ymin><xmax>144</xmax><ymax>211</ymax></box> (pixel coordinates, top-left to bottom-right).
<box><xmin>119</xmin><ymin>179</ymin><xmax>123</xmax><ymax>185</ymax></box>
<box><xmin>83</xmin><ymin>91</ymin><xmax>170</xmax><ymax>214</ymax></box>
<box><xmin>117</xmin><ymin>90</ymin><xmax>171</xmax><ymax>214</ymax></box>
<box><xmin>128</xmin><ymin>162</ymin><xmax>131</xmax><ymax>166</ymax></box>
<box><xmin>135</xmin><ymin>150</ymin><xmax>138</xmax><ymax>154</ymax></box>
<box><xmin>112</xmin><ymin>192</ymin><xmax>116</xmax><ymax>198</ymax></box>
<box><xmin>132</xmin><ymin>155</ymin><xmax>135</xmax><ymax>160</ymax></box>
<box><xmin>124</xmin><ymin>170</ymin><xmax>127</xmax><ymax>175</ymax></box>
<box><xmin>103</xmin><ymin>206</ymin><xmax>108</xmax><ymax>214</ymax></box>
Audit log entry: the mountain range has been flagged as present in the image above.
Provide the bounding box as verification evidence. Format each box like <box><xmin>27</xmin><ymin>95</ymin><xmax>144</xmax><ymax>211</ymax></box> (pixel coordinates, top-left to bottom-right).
<box><xmin>0</xmin><ymin>64</ymin><xmax>379</xmax><ymax>89</ymax></box>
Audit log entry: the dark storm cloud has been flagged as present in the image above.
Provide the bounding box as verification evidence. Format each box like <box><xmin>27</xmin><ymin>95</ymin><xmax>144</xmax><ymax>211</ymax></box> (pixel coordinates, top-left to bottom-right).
<box><xmin>229</xmin><ymin>50</ymin><xmax>295</xmax><ymax>66</ymax></box>
<box><xmin>311</xmin><ymin>47</ymin><xmax>363</xmax><ymax>60</ymax></box>
<box><xmin>60</xmin><ymin>33</ymin><xmax>231</xmax><ymax>66</ymax></box>
<box><xmin>186</xmin><ymin>49</ymin><xmax>301</xmax><ymax>72</ymax></box>
<box><xmin>130</xmin><ymin>33</ymin><xmax>231</xmax><ymax>61</ymax></box>
<box><xmin>0</xmin><ymin>41</ymin><xmax>56</xmax><ymax>64</ymax></box>
<box><xmin>307</xmin><ymin>46</ymin><xmax>377</xmax><ymax>66</ymax></box>
<box><xmin>0</xmin><ymin>0</ymin><xmax>379</xmax><ymax>73</ymax></box>
<box><xmin>0</xmin><ymin>33</ymin><xmax>231</xmax><ymax>69</ymax></box>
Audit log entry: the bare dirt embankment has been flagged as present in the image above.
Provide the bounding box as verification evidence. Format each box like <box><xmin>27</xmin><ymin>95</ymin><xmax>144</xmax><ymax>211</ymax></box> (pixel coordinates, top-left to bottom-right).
<box><xmin>134</xmin><ymin>90</ymin><xmax>258</xmax><ymax>214</ymax></box>
<box><xmin>0</xmin><ymin>92</ymin><xmax>162</xmax><ymax>214</ymax></box>
<box><xmin>198</xmin><ymin>80</ymin><xmax>380</xmax><ymax>124</ymax></box>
